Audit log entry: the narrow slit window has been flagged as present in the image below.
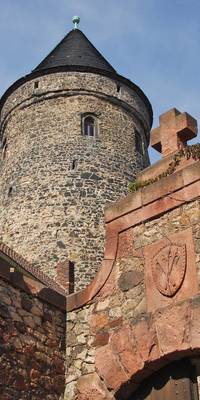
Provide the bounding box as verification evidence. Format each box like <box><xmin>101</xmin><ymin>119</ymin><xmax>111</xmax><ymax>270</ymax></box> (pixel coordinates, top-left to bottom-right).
<box><xmin>34</xmin><ymin>81</ymin><xmax>39</xmax><ymax>89</ymax></box>
<box><xmin>1</xmin><ymin>137</ymin><xmax>7</xmax><ymax>159</ymax></box>
<box><xmin>135</xmin><ymin>132</ymin><xmax>143</xmax><ymax>155</ymax></box>
<box><xmin>8</xmin><ymin>186</ymin><xmax>12</xmax><ymax>196</ymax></box>
<box><xmin>72</xmin><ymin>160</ymin><xmax>76</xmax><ymax>170</ymax></box>
<box><xmin>117</xmin><ymin>84</ymin><xmax>121</xmax><ymax>93</ymax></box>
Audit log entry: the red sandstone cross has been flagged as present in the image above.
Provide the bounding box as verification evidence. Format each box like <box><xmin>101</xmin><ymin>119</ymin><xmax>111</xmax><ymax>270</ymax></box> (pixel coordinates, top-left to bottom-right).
<box><xmin>151</xmin><ymin>108</ymin><xmax>198</xmax><ymax>157</ymax></box>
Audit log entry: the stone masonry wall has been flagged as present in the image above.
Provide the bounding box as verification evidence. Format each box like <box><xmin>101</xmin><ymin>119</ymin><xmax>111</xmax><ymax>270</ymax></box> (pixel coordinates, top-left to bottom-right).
<box><xmin>0</xmin><ymin>72</ymin><xmax>151</xmax><ymax>290</ymax></box>
<box><xmin>0</xmin><ymin>275</ymin><xmax>66</xmax><ymax>400</ymax></box>
<box><xmin>65</xmin><ymin>194</ymin><xmax>200</xmax><ymax>399</ymax></box>
<box><xmin>0</xmin><ymin>72</ymin><xmax>151</xmax><ymax>124</ymax></box>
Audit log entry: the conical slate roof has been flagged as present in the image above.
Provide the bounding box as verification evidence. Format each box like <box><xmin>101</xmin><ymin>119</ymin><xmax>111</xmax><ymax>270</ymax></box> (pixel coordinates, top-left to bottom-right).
<box><xmin>34</xmin><ymin>29</ymin><xmax>116</xmax><ymax>74</ymax></box>
<box><xmin>0</xmin><ymin>26</ymin><xmax>153</xmax><ymax>128</ymax></box>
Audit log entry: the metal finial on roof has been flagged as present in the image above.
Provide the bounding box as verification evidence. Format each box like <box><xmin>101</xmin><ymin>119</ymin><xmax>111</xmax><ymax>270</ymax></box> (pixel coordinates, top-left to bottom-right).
<box><xmin>72</xmin><ymin>16</ymin><xmax>80</xmax><ymax>30</ymax></box>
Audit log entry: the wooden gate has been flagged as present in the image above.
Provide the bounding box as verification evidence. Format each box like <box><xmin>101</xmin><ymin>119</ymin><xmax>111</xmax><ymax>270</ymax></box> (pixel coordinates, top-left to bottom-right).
<box><xmin>130</xmin><ymin>359</ymin><xmax>199</xmax><ymax>400</ymax></box>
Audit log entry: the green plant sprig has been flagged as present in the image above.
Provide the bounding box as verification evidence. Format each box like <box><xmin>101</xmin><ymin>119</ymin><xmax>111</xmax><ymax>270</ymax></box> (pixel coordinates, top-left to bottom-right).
<box><xmin>128</xmin><ymin>143</ymin><xmax>200</xmax><ymax>193</ymax></box>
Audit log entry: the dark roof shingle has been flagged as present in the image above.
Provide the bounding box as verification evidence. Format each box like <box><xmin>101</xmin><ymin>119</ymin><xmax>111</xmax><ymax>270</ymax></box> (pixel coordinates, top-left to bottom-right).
<box><xmin>34</xmin><ymin>29</ymin><xmax>116</xmax><ymax>74</ymax></box>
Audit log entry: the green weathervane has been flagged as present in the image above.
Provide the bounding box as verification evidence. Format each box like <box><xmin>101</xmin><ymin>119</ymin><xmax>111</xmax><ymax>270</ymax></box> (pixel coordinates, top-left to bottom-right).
<box><xmin>72</xmin><ymin>16</ymin><xmax>80</xmax><ymax>30</ymax></box>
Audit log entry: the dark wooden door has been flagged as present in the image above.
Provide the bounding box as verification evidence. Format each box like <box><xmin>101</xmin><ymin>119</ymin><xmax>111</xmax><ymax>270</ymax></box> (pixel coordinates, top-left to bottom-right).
<box><xmin>131</xmin><ymin>359</ymin><xmax>199</xmax><ymax>400</ymax></box>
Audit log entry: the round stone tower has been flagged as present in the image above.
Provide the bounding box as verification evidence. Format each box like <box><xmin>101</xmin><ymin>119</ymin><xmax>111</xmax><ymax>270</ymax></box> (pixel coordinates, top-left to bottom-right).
<box><xmin>0</xmin><ymin>21</ymin><xmax>152</xmax><ymax>290</ymax></box>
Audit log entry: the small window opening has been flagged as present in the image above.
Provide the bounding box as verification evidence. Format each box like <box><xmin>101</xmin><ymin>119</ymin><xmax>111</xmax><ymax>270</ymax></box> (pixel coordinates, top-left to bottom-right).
<box><xmin>84</xmin><ymin>116</ymin><xmax>95</xmax><ymax>137</ymax></box>
<box><xmin>71</xmin><ymin>160</ymin><xmax>76</xmax><ymax>170</ymax></box>
<box><xmin>135</xmin><ymin>132</ymin><xmax>143</xmax><ymax>155</ymax></box>
<box><xmin>8</xmin><ymin>186</ymin><xmax>13</xmax><ymax>197</ymax></box>
<box><xmin>1</xmin><ymin>137</ymin><xmax>7</xmax><ymax>159</ymax></box>
<box><xmin>3</xmin><ymin>144</ymin><xmax>7</xmax><ymax>159</ymax></box>
<box><xmin>34</xmin><ymin>81</ymin><xmax>39</xmax><ymax>89</ymax></box>
<box><xmin>117</xmin><ymin>84</ymin><xmax>121</xmax><ymax>93</ymax></box>
<box><xmin>2</xmin><ymin>137</ymin><xmax>6</xmax><ymax>148</ymax></box>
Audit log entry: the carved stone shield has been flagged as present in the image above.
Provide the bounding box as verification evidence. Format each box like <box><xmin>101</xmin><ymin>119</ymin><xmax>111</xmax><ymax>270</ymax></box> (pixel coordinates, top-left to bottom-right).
<box><xmin>151</xmin><ymin>243</ymin><xmax>186</xmax><ymax>297</ymax></box>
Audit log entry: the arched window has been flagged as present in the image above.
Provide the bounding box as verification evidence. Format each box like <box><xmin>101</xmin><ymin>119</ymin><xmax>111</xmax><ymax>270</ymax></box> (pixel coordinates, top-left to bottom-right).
<box><xmin>83</xmin><ymin>116</ymin><xmax>96</xmax><ymax>137</ymax></box>
<box><xmin>84</xmin><ymin>116</ymin><xmax>95</xmax><ymax>136</ymax></box>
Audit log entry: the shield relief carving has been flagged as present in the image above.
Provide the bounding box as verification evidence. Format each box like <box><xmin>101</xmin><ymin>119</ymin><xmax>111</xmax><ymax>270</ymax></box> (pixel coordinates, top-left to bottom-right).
<box><xmin>144</xmin><ymin>229</ymin><xmax>198</xmax><ymax>311</ymax></box>
<box><xmin>151</xmin><ymin>243</ymin><xmax>186</xmax><ymax>297</ymax></box>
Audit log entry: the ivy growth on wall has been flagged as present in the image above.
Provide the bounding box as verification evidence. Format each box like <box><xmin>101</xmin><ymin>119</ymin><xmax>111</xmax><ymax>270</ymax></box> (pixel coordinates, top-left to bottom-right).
<box><xmin>128</xmin><ymin>143</ymin><xmax>200</xmax><ymax>193</ymax></box>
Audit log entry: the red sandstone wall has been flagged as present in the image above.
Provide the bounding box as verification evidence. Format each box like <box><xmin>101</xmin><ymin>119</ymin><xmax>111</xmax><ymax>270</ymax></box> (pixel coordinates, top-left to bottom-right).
<box><xmin>0</xmin><ymin>276</ymin><xmax>66</xmax><ymax>399</ymax></box>
<box><xmin>65</xmin><ymin>160</ymin><xmax>200</xmax><ymax>400</ymax></box>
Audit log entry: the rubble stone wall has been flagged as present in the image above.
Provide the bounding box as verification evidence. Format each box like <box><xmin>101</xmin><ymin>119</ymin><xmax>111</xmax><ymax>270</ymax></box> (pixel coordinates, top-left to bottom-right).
<box><xmin>0</xmin><ymin>276</ymin><xmax>66</xmax><ymax>400</ymax></box>
<box><xmin>0</xmin><ymin>72</ymin><xmax>151</xmax><ymax>290</ymax></box>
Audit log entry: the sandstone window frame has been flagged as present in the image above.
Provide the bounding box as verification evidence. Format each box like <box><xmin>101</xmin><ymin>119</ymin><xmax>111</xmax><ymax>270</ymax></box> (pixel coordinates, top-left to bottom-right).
<box><xmin>81</xmin><ymin>113</ymin><xmax>99</xmax><ymax>138</ymax></box>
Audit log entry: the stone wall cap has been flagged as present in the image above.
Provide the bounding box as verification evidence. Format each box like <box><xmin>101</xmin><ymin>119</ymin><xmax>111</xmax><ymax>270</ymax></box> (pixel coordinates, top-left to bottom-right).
<box><xmin>0</xmin><ymin>243</ymin><xmax>66</xmax><ymax>310</ymax></box>
<box><xmin>105</xmin><ymin>160</ymin><xmax>200</xmax><ymax>223</ymax></box>
<box><xmin>138</xmin><ymin>152</ymin><xmax>197</xmax><ymax>183</ymax></box>
<box><xmin>105</xmin><ymin>190</ymin><xmax>142</xmax><ymax>223</ymax></box>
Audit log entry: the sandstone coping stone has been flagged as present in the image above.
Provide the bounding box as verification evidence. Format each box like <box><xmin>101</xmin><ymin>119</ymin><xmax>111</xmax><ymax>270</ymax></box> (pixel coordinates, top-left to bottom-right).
<box><xmin>104</xmin><ymin>179</ymin><xmax>199</xmax><ymax>262</ymax></box>
<box><xmin>104</xmin><ymin>190</ymin><xmax>142</xmax><ymax>222</ymax></box>
<box><xmin>140</xmin><ymin>153</ymin><xmax>197</xmax><ymax>184</ymax></box>
<box><xmin>105</xmin><ymin>161</ymin><xmax>200</xmax><ymax>223</ymax></box>
<box><xmin>0</xmin><ymin>247</ymin><xmax>66</xmax><ymax>311</ymax></box>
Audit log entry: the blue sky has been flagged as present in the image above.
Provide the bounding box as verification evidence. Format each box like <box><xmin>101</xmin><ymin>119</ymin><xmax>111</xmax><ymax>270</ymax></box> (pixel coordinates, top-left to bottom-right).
<box><xmin>0</xmin><ymin>0</ymin><xmax>199</xmax><ymax>162</ymax></box>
